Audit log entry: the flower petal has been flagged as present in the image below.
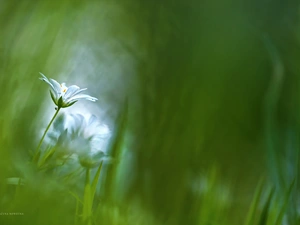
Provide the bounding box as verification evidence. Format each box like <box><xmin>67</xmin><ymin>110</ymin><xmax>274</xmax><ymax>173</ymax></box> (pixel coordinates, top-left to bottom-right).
<box><xmin>49</xmin><ymin>78</ymin><xmax>62</xmax><ymax>94</ymax></box>
<box><xmin>73</xmin><ymin>88</ymin><xmax>87</xmax><ymax>96</ymax></box>
<box><xmin>63</xmin><ymin>85</ymin><xmax>80</xmax><ymax>100</ymax></box>
<box><xmin>70</xmin><ymin>114</ymin><xmax>85</xmax><ymax>134</ymax></box>
<box><xmin>39</xmin><ymin>73</ymin><xmax>56</xmax><ymax>92</ymax></box>
<box><xmin>67</xmin><ymin>94</ymin><xmax>98</xmax><ymax>103</ymax></box>
<box><xmin>88</xmin><ymin>115</ymin><xmax>97</xmax><ymax>126</ymax></box>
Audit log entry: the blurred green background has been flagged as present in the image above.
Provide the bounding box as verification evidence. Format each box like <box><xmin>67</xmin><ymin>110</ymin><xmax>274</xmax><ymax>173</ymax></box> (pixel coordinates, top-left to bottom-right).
<box><xmin>0</xmin><ymin>0</ymin><xmax>299</xmax><ymax>224</ymax></box>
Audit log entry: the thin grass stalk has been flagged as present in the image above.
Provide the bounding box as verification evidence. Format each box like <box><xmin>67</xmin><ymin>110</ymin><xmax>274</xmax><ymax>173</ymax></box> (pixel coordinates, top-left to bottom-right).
<box><xmin>244</xmin><ymin>178</ymin><xmax>264</xmax><ymax>225</ymax></box>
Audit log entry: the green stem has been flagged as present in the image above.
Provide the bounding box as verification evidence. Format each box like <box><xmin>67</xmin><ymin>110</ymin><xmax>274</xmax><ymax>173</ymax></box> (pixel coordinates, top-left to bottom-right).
<box><xmin>83</xmin><ymin>168</ymin><xmax>92</xmax><ymax>225</ymax></box>
<box><xmin>33</xmin><ymin>107</ymin><xmax>61</xmax><ymax>162</ymax></box>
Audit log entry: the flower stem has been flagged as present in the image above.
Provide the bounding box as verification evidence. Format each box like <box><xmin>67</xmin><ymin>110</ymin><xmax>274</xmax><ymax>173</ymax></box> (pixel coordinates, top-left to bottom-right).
<box><xmin>32</xmin><ymin>107</ymin><xmax>61</xmax><ymax>162</ymax></box>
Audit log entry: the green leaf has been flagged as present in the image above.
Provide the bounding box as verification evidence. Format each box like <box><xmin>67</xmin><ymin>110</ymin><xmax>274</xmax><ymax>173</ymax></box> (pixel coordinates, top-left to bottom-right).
<box><xmin>91</xmin><ymin>161</ymin><xmax>103</xmax><ymax>203</ymax></box>
<box><xmin>82</xmin><ymin>169</ymin><xmax>92</xmax><ymax>225</ymax></box>
<box><xmin>68</xmin><ymin>190</ymin><xmax>83</xmax><ymax>205</ymax></box>
<box><xmin>32</xmin><ymin>149</ymin><xmax>41</xmax><ymax>163</ymax></box>
<box><xmin>258</xmin><ymin>188</ymin><xmax>274</xmax><ymax>225</ymax></box>
<box><xmin>244</xmin><ymin>178</ymin><xmax>264</xmax><ymax>225</ymax></box>
<box><xmin>65</xmin><ymin>100</ymin><xmax>77</xmax><ymax>108</ymax></box>
<box><xmin>274</xmin><ymin>179</ymin><xmax>295</xmax><ymax>225</ymax></box>
<box><xmin>6</xmin><ymin>177</ymin><xmax>25</xmax><ymax>186</ymax></box>
<box><xmin>37</xmin><ymin>147</ymin><xmax>56</xmax><ymax>168</ymax></box>
<box><xmin>104</xmin><ymin>101</ymin><xmax>128</xmax><ymax>200</ymax></box>
<box><xmin>49</xmin><ymin>90</ymin><xmax>57</xmax><ymax>105</ymax></box>
<box><xmin>57</xmin><ymin>96</ymin><xmax>63</xmax><ymax>108</ymax></box>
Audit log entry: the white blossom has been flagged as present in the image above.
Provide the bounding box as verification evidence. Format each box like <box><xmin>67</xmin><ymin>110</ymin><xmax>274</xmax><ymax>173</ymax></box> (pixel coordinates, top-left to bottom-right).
<box><xmin>40</xmin><ymin>73</ymin><xmax>97</xmax><ymax>108</ymax></box>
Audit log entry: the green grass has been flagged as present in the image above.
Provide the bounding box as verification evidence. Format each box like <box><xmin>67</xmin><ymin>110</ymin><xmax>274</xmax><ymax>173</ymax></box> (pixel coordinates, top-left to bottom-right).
<box><xmin>0</xmin><ymin>0</ymin><xmax>300</xmax><ymax>225</ymax></box>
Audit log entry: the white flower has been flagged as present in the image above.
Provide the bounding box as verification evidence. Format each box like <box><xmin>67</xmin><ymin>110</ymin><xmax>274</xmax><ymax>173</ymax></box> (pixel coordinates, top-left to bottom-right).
<box><xmin>39</xmin><ymin>73</ymin><xmax>98</xmax><ymax>108</ymax></box>
<box><xmin>47</xmin><ymin>113</ymin><xmax>111</xmax><ymax>168</ymax></box>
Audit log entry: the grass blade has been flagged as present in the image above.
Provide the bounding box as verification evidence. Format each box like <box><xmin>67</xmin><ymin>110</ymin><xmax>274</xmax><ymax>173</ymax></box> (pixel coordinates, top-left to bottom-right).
<box><xmin>274</xmin><ymin>179</ymin><xmax>295</xmax><ymax>225</ymax></box>
<box><xmin>244</xmin><ymin>177</ymin><xmax>264</xmax><ymax>225</ymax></box>
<box><xmin>82</xmin><ymin>168</ymin><xmax>92</xmax><ymax>225</ymax></box>
<box><xmin>258</xmin><ymin>188</ymin><xmax>274</xmax><ymax>225</ymax></box>
<box><xmin>91</xmin><ymin>161</ymin><xmax>103</xmax><ymax>203</ymax></box>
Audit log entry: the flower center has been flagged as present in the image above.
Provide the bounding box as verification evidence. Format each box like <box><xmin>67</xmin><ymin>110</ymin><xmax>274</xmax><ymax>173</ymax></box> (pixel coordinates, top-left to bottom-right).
<box><xmin>60</xmin><ymin>83</ymin><xmax>68</xmax><ymax>94</ymax></box>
